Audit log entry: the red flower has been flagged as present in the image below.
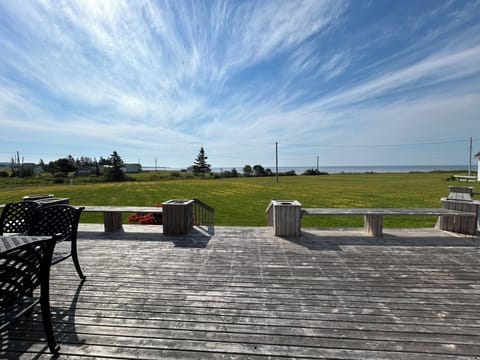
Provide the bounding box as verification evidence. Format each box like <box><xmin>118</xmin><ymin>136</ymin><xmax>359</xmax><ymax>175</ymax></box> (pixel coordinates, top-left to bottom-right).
<box><xmin>128</xmin><ymin>205</ymin><xmax>163</xmax><ymax>225</ymax></box>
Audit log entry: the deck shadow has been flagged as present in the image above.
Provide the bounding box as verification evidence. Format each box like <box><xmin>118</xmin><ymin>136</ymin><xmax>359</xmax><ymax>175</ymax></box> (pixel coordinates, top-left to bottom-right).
<box><xmin>286</xmin><ymin>228</ymin><xmax>480</xmax><ymax>250</ymax></box>
<box><xmin>52</xmin><ymin>280</ymin><xmax>86</xmax><ymax>348</ymax></box>
<box><xmin>77</xmin><ymin>226</ymin><xmax>212</xmax><ymax>248</ymax></box>
<box><xmin>0</xmin><ymin>281</ymin><xmax>85</xmax><ymax>359</ymax></box>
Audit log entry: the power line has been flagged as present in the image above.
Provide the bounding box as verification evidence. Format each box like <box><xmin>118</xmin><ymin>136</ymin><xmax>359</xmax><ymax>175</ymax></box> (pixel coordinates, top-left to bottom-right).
<box><xmin>288</xmin><ymin>138</ymin><xmax>480</xmax><ymax>149</ymax></box>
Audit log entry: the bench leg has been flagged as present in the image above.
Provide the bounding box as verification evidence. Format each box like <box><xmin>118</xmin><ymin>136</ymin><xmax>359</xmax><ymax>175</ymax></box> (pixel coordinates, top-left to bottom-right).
<box><xmin>104</xmin><ymin>212</ymin><xmax>123</xmax><ymax>232</ymax></box>
<box><xmin>364</xmin><ymin>215</ymin><xmax>383</xmax><ymax>236</ymax></box>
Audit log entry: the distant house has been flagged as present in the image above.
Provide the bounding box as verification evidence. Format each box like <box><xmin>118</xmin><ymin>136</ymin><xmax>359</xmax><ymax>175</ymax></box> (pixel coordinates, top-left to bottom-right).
<box><xmin>76</xmin><ymin>167</ymin><xmax>92</xmax><ymax>176</ymax></box>
<box><xmin>123</xmin><ymin>163</ymin><xmax>142</xmax><ymax>173</ymax></box>
<box><xmin>0</xmin><ymin>162</ymin><xmax>43</xmax><ymax>176</ymax></box>
<box><xmin>23</xmin><ymin>163</ymin><xmax>43</xmax><ymax>175</ymax></box>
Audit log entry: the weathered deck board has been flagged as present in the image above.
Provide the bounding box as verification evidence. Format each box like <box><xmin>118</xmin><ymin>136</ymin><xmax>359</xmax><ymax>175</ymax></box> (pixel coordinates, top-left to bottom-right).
<box><xmin>2</xmin><ymin>225</ymin><xmax>480</xmax><ymax>359</ymax></box>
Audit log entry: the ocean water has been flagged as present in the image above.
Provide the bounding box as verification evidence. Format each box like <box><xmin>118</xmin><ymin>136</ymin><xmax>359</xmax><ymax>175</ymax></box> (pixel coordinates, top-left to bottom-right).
<box><xmin>211</xmin><ymin>165</ymin><xmax>475</xmax><ymax>174</ymax></box>
<box><xmin>143</xmin><ymin>164</ymin><xmax>475</xmax><ymax>174</ymax></box>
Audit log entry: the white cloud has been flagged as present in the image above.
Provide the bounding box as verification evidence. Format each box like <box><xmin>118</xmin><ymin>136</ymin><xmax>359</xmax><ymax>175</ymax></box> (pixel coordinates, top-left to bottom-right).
<box><xmin>0</xmin><ymin>0</ymin><xmax>479</xmax><ymax>166</ymax></box>
<box><xmin>310</xmin><ymin>44</ymin><xmax>480</xmax><ymax>110</ymax></box>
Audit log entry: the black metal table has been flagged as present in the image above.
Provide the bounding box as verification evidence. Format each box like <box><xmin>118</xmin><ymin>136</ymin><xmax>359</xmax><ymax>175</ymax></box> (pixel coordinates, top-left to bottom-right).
<box><xmin>0</xmin><ymin>235</ymin><xmax>52</xmax><ymax>254</ymax></box>
<box><xmin>1</xmin><ymin>235</ymin><xmax>60</xmax><ymax>353</ymax></box>
<box><xmin>29</xmin><ymin>197</ymin><xmax>70</xmax><ymax>206</ymax></box>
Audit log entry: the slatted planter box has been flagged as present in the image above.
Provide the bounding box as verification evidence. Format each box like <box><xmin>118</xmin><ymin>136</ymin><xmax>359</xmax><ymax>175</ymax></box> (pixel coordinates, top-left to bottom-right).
<box><xmin>162</xmin><ymin>199</ymin><xmax>194</xmax><ymax>235</ymax></box>
<box><xmin>266</xmin><ymin>200</ymin><xmax>302</xmax><ymax>237</ymax></box>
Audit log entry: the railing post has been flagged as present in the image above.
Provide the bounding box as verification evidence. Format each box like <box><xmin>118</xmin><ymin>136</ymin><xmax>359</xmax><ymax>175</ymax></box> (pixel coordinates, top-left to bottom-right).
<box><xmin>192</xmin><ymin>198</ymin><xmax>215</xmax><ymax>230</ymax></box>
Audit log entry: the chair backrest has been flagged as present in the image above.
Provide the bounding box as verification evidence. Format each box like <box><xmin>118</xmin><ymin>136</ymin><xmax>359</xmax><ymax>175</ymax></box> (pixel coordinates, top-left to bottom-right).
<box><xmin>0</xmin><ymin>236</ymin><xmax>57</xmax><ymax>310</ymax></box>
<box><xmin>29</xmin><ymin>205</ymin><xmax>84</xmax><ymax>242</ymax></box>
<box><xmin>0</xmin><ymin>201</ymin><xmax>40</xmax><ymax>235</ymax></box>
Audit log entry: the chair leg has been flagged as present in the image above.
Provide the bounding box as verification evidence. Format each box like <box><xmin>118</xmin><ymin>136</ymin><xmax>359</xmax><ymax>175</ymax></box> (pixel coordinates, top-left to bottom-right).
<box><xmin>71</xmin><ymin>240</ymin><xmax>86</xmax><ymax>281</ymax></box>
<box><xmin>40</xmin><ymin>270</ymin><xmax>60</xmax><ymax>353</ymax></box>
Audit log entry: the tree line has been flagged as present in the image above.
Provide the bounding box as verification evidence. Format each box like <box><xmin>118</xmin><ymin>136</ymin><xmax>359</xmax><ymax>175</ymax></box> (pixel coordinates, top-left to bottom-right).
<box><xmin>1</xmin><ymin>151</ymin><xmax>126</xmax><ymax>181</ymax></box>
<box><xmin>1</xmin><ymin>147</ymin><xmax>328</xmax><ymax>181</ymax></box>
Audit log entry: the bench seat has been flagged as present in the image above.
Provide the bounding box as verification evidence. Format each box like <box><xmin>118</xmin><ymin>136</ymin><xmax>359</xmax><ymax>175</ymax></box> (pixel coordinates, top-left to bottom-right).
<box><xmin>302</xmin><ymin>208</ymin><xmax>473</xmax><ymax>216</ymax></box>
<box><xmin>302</xmin><ymin>208</ymin><xmax>476</xmax><ymax>236</ymax></box>
<box><xmin>81</xmin><ymin>206</ymin><xmax>163</xmax><ymax>232</ymax></box>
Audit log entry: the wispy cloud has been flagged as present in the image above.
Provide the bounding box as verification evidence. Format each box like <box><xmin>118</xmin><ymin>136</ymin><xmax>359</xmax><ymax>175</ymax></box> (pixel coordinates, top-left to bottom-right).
<box><xmin>0</xmin><ymin>0</ymin><xmax>479</xmax><ymax>166</ymax></box>
<box><xmin>310</xmin><ymin>44</ymin><xmax>480</xmax><ymax>110</ymax></box>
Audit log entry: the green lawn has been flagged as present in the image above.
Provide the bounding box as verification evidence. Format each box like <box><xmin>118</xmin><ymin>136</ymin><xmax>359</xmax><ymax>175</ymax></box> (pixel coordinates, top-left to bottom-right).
<box><xmin>0</xmin><ymin>173</ymin><xmax>476</xmax><ymax>228</ymax></box>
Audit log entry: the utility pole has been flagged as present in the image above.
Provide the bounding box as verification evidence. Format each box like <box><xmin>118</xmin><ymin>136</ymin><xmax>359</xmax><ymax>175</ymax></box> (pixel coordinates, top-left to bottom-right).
<box><xmin>276</xmin><ymin>142</ymin><xmax>279</xmax><ymax>184</ymax></box>
<box><xmin>155</xmin><ymin>158</ymin><xmax>157</xmax><ymax>171</ymax></box>
<box><xmin>469</xmin><ymin>137</ymin><xmax>472</xmax><ymax>176</ymax></box>
<box><xmin>316</xmin><ymin>156</ymin><xmax>319</xmax><ymax>171</ymax></box>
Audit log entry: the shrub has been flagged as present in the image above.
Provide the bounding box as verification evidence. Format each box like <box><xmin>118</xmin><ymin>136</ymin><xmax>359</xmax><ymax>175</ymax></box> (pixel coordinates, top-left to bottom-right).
<box><xmin>221</xmin><ymin>170</ymin><xmax>232</xmax><ymax>178</ymax></box>
<box><xmin>303</xmin><ymin>168</ymin><xmax>329</xmax><ymax>176</ymax></box>
<box><xmin>0</xmin><ymin>171</ymin><xmax>8</xmax><ymax>178</ymax></box>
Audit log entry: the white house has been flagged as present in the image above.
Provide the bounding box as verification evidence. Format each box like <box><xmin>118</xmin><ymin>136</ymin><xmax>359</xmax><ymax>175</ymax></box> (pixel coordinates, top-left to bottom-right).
<box><xmin>23</xmin><ymin>163</ymin><xmax>44</xmax><ymax>175</ymax></box>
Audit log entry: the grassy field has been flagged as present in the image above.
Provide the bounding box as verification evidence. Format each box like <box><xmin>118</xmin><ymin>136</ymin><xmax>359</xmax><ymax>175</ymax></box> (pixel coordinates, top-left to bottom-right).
<box><xmin>0</xmin><ymin>173</ymin><xmax>476</xmax><ymax>228</ymax></box>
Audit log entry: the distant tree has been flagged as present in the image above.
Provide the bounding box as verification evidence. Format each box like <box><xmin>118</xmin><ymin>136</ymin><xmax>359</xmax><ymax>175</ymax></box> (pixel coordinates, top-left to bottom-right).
<box><xmin>42</xmin><ymin>157</ymin><xmax>76</xmax><ymax>175</ymax></box>
<box><xmin>221</xmin><ymin>170</ymin><xmax>232</xmax><ymax>178</ymax></box>
<box><xmin>10</xmin><ymin>151</ymin><xmax>29</xmax><ymax>177</ymax></box>
<box><xmin>55</xmin><ymin>158</ymin><xmax>77</xmax><ymax>174</ymax></box>
<box><xmin>98</xmin><ymin>156</ymin><xmax>111</xmax><ymax>166</ymax></box>
<box><xmin>10</xmin><ymin>152</ymin><xmax>21</xmax><ymax>177</ymax></box>
<box><xmin>253</xmin><ymin>164</ymin><xmax>266</xmax><ymax>176</ymax></box>
<box><xmin>265</xmin><ymin>168</ymin><xmax>273</xmax><ymax>176</ymax></box>
<box><xmin>231</xmin><ymin>168</ymin><xmax>238</xmax><ymax>177</ymax></box>
<box><xmin>94</xmin><ymin>160</ymin><xmax>100</xmax><ymax>176</ymax></box>
<box><xmin>193</xmin><ymin>147</ymin><xmax>211</xmax><ymax>179</ymax></box>
<box><xmin>104</xmin><ymin>151</ymin><xmax>125</xmax><ymax>181</ymax></box>
<box><xmin>243</xmin><ymin>165</ymin><xmax>252</xmax><ymax>177</ymax></box>
<box><xmin>44</xmin><ymin>161</ymin><xmax>56</xmax><ymax>174</ymax></box>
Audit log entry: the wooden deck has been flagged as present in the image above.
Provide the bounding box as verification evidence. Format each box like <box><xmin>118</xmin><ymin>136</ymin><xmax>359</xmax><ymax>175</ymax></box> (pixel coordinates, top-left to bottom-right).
<box><xmin>3</xmin><ymin>225</ymin><xmax>480</xmax><ymax>359</ymax></box>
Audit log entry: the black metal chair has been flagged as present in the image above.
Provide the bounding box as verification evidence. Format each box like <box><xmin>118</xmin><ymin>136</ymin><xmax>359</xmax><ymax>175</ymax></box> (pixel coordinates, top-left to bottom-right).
<box><xmin>1</xmin><ymin>235</ymin><xmax>60</xmax><ymax>353</ymax></box>
<box><xmin>0</xmin><ymin>201</ymin><xmax>40</xmax><ymax>235</ymax></box>
<box><xmin>29</xmin><ymin>205</ymin><xmax>86</xmax><ymax>281</ymax></box>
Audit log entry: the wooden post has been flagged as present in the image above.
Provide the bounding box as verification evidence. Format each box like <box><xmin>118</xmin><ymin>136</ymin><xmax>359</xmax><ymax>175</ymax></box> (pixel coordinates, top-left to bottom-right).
<box><xmin>266</xmin><ymin>202</ymin><xmax>273</xmax><ymax>227</ymax></box>
<box><xmin>162</xmin><ymin>199</ymin><xmax>194</xmax><ymax>235</ymax></box>
<box><xmin>271</xmin><ymin>200</ymin><xmax>302</xmax><ymax>237</ymax></box>
<box><xmin>104</xmin><ymin>212</ymin><xmax>123</xmax><ymax>232</ymax></box>
<box><xmin>364</xmin><ymin>215</ymin><xmax>383</xmax><ymax>236</ymax></box>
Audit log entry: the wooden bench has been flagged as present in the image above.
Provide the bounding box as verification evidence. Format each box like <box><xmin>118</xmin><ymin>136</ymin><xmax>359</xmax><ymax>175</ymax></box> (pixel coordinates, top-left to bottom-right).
<box><xmin>453</xmin><ymin>175</ymin><xmax>477</xmax><ymax>182</ymax></box>
<box><xmin>302</xmin><ymin>208</ymin><xmax>477</xmax><ymax>236</ymax></box>
<box><xmin>81</xmin><ymin>206</ymin><xmax>163</xmax><ymax>232</ymax></box>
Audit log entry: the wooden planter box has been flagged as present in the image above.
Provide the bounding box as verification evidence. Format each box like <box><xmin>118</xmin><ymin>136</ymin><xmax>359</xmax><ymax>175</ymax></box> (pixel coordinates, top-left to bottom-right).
<box><xmin>267</xmin><ymin>200</ymin><xmax>302</xmax><ymax>237</ymax></box>
<box><xmin>440</xmin><ymin>198</ymin><xmax>479</xmax><ymax>235</ymax></box>
<box><xmin>162</xmin><ymin>199</ymin><xmax>194</xmax><ymax>235</ymax></box>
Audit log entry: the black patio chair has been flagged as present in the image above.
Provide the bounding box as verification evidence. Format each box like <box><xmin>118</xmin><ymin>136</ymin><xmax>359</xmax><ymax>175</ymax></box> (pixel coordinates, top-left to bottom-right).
<box><xmin>1</xmin><ymin>235</ymin><xmax>60</xmax><ymax>353</ymax></box>
<box><xmin>29</xmin><ymin>205</ymin><xmax>86</xmax><ymax>281</ymax></box>
<box><xmin>0</xmin><ymin>201</ymin><xmax>40</xmax><ymax>235</ymax></box>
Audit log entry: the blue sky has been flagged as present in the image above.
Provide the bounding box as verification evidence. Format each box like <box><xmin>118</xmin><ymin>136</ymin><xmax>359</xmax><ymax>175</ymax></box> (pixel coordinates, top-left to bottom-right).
<box><xmin>0</xmin><ymin>0</ymin><xmax>479</xmax><ymax>169</ymax></box>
